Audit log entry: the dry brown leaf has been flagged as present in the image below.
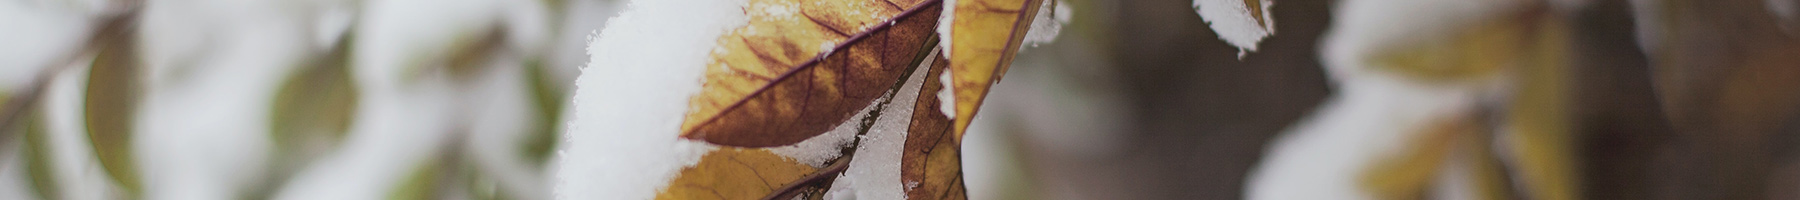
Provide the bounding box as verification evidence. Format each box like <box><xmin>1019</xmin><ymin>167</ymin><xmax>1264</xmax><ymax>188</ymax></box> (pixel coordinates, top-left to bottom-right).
<box><xmin>655</xmin><ymin>149</ymin><xmax>824</xmax><ymax>200</ymax></box>
<box><xmin>901</xmin><ymin>56</ymin><xmax>969</xmax><ymax>200</ymax></box>
<box><xmin>943</xmin><ymin>0</ymin><xmax>1045</xmax><ymax>140</ymax></box>
<box><xmin>680</xmin><ymin>0</ymin><xmax>946</xmax><ymax>147</ymax></box>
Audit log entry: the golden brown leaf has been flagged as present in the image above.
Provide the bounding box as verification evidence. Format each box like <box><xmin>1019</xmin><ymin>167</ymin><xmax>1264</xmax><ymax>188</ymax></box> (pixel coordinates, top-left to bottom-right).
<box><xmin>943</xmin><ymin>0</ymin><xmax>1045</xmax><ymax>140</ymax></box>
<box><xmin>656</xmin><ymin>149</ymin><xmax>823</xmax><ymax>200</ymax></box>
<box><xmin>901</xmin><ymin>56</ymin><xmax>969</xmax><ymax>200</ymax></box>
<box><xmin>681</xmin><ymin>0</ymin><xmax>945</xmax><ymax>147</ymax></box>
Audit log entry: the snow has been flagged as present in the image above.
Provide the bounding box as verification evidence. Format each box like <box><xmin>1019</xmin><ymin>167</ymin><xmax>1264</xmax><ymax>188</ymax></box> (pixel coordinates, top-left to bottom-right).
<box><xmin>0</xmin><ymin>3</ymin><xmax>91</xmax><ymax>89</ymax></box>
<box><xmin>1245</xmin><ymin>0</ymin><xmax>1527</xmax><ymax>199</ymax></box>
<box><xmin>1245</xmin><ymin>76</ymin><xmax>1484</xmax><ymax>200</ymax></box>
<box><xmin>552</xmin><ymin>0</ymin><xmax>749</xmax><ymax>198</ymax></box>
<box><xmin>45</xmin><ymin>63</ymin><xmax>123</xmax><ymax>200</ymax></box>
<box><xmin>768</xmin><ymin>102</ymin><xmax>877</xmax><ymax>167</ymax></box>
<box><xmin>823</xmin><ymin>49</ymin><xmax>936</xmax><ymax>200</ymax></box>
<box><xmin>1022</xmin><ymin>0</ymin><xmax>1070</xmax><ymax>48</ymax></box>
<box><xmin>937</xmin><ymin>0</ymin><xmax>958</xmax><ymax>57</ymax></box>
<box><xmin>937</xmin><ymin>69</ymin><xmax>957</xmax><ymax>119</ymax></box>
<box><xmin>274</xmin><ymin>0</ymin><xmax>555</xmax><ymax>198</ymax></box>
<box><xmin>1192</xmin><ymin>0</ymin><xmax>1274</xmax><ymax>57</ymax></box>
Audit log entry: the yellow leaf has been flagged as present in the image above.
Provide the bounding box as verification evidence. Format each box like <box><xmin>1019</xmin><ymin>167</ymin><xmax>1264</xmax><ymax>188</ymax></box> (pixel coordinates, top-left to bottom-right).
<box><xmin>681</xmin><ymin>0</ymin><xmax>945</xmax><ymax>147</ymax></box>
<box><xmin>902</xmin><ymin>56</ymin><xmax>969</xmax><ymax>200</ymax></box>
<box><xmin>656</xmin><ymin>149</ymin><xmax>824</xmax><ymax>200</ymax></box>
<box><xmin>944</xmin><ymin>0</ymin><xmax>1045</xmax><ymax>140</ymax></box>
<box><xmin>1370</xmin><ymin>16</ymin><xmax>1527</xmax><ymax>83</ymax></box>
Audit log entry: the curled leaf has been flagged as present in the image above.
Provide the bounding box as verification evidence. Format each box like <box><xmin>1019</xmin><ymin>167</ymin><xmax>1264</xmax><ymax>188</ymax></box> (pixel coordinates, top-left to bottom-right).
<box><xmin>942</xmin><ymin>0</ymin><xmax>1045</xmax><ymax>140</ymax></box>
<box><xmin>901</xmin><ymin>56</ymin><xmax>968</xmax><ymax>200</ymax></box>
<box><xmin>681</xmin><ymin>0</ymin><xmax>945</xmax><ymax>147</ymax></box>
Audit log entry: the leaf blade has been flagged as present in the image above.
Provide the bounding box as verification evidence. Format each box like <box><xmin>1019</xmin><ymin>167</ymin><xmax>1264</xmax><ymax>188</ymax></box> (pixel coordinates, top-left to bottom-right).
<box><xmin>680</xmin><ymin>0</ymin><xmax>946</xmax><ymax>147</ymax></box>
<box><xmin>943</xmin><ymin>0</ymin><xmax>1044</xmax><ymax>140</ymax></box>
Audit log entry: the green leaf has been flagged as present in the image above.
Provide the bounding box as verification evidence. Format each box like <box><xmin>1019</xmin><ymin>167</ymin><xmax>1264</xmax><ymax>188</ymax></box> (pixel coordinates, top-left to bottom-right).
<box><xmin>83</xmin><ymin>20</ymin><xmax>144</xmax><ymax>196</ymax></box>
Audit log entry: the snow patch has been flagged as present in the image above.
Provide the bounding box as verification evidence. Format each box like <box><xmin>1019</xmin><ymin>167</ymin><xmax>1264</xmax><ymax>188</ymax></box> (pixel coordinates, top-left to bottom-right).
<box><xmin>937</xmin><ymin>0</ymin><xmax>958</xmax><ymax>57</ymax></box>
<box><xmin>823</xmin><ymin>51</ymin><xmax>935</xmax><ymax>200</ymax></box>
<box><xmin>937</xmin><ymin>69</ymin><xmax>956</xmax><ymax>119</ymax></box>
<box><xmin>1193</xmin><ymin>0</ymin><xmax>1274</xmax><ymax>57</ymax></box>
<box><xmin>1022</xmin><ymin>0</ymin><xmax>1070</xmax><ymax>48</ymax></box>
<box><xmin>552</xmin><ymin>0</ymin><xmax>749</xmax><ymax>199</ymax></box>
<box><xmin>768</xmin><ymin>102</ymin><xmax>877</xmax><ymax>167</ymax></box>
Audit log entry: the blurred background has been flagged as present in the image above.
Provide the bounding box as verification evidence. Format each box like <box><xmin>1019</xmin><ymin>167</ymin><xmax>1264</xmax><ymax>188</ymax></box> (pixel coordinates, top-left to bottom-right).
<box><xmin>4</xmin><ymin>0</ymin><xmax>1800</xmax><ymax>199</ymax></box>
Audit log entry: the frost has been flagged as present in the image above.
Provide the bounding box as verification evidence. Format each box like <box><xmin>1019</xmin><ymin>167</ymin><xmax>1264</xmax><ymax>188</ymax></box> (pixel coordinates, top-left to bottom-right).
<box><xmin>552</xmin><ymin>0</ymin><xmax>749</xmax><ymax>199</ymax></box>
<box><xmin>936</xmin><ymin>0</ymin><xmax>958</xmax><ymax>57</ymax></box>
<box><xmin>823</xmin><ymin>51</ymin><xmax>935</xmax><ymax>200</ymax></box>
<box><xmin>1022</xmin><ymin>0</ymin><xmax>1071</xmax><ymax>48</ymax></box>
<box><xmin>937</xmin><ymin>68</ymin><xmax>956</xmax><ymax>118</ymax></box>
<box><xmin>1193</xmin><ymin>0</ymin><xmax>1274</xmax><ymax>58</ymax></box>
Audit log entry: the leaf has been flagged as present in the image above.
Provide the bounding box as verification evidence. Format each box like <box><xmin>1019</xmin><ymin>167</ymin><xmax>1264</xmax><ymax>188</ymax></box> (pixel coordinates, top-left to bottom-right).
<box><xmin>1358</xmin><ymin>115</ymin><xmax>1466</xmax><ymax>200</ymax></box>
<box><xmin>520</xmin><ymin>60</ymin><xmax>565</xmax><ymax>166</ymax></box>
<box><xmin>655</xmin><ymin>149</ymin><xmax>824</xmax><ymax>200</ymax></box>
<box><xmin>19</xmin><ymin>106</ymin><xmax>62</xmax><ymax>200</ymax></box>
<box><xmin>901</xmin><ymin>56</ymin><xmax>969</xmax><ymax>200</ymax></box>
<box><xmin>84</xmin><ymin>16</ymin><xmax>144</xmax><ymax>196</ymax></box>
<box><xmin>680</xmin><ymin>0</ymin><xmax>946</xmax><ymax>147</ymax></box>
<box><xmin>1192</xmin><ymin>0</ymin><xmax>1275</xmax><ymax>53</ymax></box>
<box><xmin>270</xmin><ymin>34</ymin><xmax>360</xmax><ymax>162</ymax></box>
<box><xmin>941</xmin><ymin>0</ymin><xmax>1045</xmax><ymax>140</ymax></box>
<box><xmin>1370</xmin><ymin>16</ymin><xmax>1527</xmax><ymax>83</ymax></box>
<box><xmin>1502</xmin><ymin>16</ymin><xmax>1578</xmax><ymax>200</ymax></box>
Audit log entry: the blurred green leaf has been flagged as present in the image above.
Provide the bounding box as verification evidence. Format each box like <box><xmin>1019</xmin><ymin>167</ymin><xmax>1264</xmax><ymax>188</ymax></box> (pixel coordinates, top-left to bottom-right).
<box><xmin>519</xmin><ymin>60</ymin><xmax>563</xmax><ymax>166</ymax></box>
<box><xmin>270</xmin><ymin>34</ymin><xmax>360</xmax><ymax>160</ymax></box>
<box><xmin>388</xmin><ymin>158</ymin><xmax>445</xmax><ymax>200</ymax></box>
<box><xmin>84</xmin><ymin>20</ymin><xmax>144</xmax><ymax>196</ymax></box>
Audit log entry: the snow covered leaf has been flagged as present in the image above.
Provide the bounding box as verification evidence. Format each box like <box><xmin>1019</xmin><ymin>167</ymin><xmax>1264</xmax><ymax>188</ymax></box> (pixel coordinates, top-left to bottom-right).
<box><xmin>1193</xmin><ymin>0</ymin><xmax>1274</xmax><ymax>55</ymax></box>
<box><xmin>83</xmin><ymin>13</ymin><xmax>144</xmax><ymax>196</ymax></box>
<box><xmin>655</xmin><ymin>149</ymin><xmax>828</xmax><ymax>200</ymax></box>
<box><xmin>901</xmin><ymin>57</ymin><xmax>968</xmax><ymax>200</ymax></box>
<box><xmin>680</xmin><ymin>0</ymin><xmax>945</xmax><ymax>147</ymax></box>
<box><xmin>940</xmin><ymin>0</ymin><xmax>1046</xmax><ymax>139</ymax></box>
